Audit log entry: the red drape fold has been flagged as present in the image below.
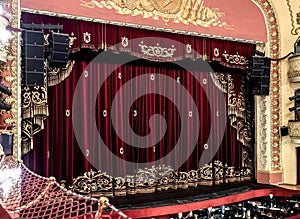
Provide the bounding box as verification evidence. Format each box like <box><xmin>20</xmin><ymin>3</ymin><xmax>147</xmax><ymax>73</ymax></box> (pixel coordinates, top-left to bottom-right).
<box><xmin>21</xmin><ymin>12</ymin><xmax>254</xmax><ymax>69</ymax></box>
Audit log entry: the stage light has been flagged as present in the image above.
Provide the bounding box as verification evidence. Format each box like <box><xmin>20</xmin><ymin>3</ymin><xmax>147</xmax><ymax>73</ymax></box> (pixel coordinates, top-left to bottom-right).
<box><xmin>289</xmin><ymin>106</ymin><xmax>300</xmax><ymax>112</ymax></box>
<box><xmin>295</xmin><ymin>36</ymin><xmax>300</xmax><ymax>54</ymax></box>
<box><xmin>289</xmin><ymin>94</ymin><xmax>300</xmax><ymax>101</ymax></box>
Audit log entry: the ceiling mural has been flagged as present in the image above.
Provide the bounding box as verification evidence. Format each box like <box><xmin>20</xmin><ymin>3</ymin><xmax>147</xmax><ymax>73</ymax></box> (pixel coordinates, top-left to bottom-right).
<box><xmin>79</xmin><ymin>0</ymin><xmax>230</xmax><ymax>28</ymax></box>
<box><xmin>20</xmin><ymin>0</ymin><xmax>267</xmax><ymax>42</ymax></box>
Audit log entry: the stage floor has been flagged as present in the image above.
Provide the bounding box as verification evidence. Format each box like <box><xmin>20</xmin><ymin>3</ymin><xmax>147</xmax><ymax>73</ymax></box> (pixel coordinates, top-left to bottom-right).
<box><xmin>102</xmin><ymin>182</ymin><xmax>300</xmax><ymax>218</ymax></box>
<box><xmin>109</xmin><ymin>182</ymin><xmax>276</xmax><ymax>210</ymax></box>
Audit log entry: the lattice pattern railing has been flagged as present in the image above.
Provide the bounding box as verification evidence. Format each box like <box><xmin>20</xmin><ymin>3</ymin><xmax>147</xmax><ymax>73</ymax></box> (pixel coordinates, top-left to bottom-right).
<box><xmin>0</xmin><ymin>155</ymin><xmax>130</xmax><ymax>219</ymax></box>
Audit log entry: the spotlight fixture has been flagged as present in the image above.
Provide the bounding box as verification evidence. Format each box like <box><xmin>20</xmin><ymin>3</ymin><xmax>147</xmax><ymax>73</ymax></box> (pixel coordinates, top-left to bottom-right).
<box><xmin>289</xmin><ymin>94</ymin><xmax>300</xmax><ymax>101</ymax></box>
<box><xmin>289</xmin><ymin>106</ymin><xmax>300</xmax><ymax>112</ymax></box>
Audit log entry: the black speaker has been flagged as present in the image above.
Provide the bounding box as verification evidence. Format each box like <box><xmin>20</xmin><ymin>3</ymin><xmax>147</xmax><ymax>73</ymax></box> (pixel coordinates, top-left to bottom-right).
<box><xmin>48</xmin><ymin>32</ymin><xmax>69</xmax><ymax>68</ymax></box>
<box><xmin>21</xmin><ymin>30</ymin><xmax>45</xmax><ymax>86</ymax></box>
<box><xmin>250</xmin><ymin>56</ymin><xmax>271</xmax><ymax>95</ymax></box>
<box><xmin>250</xmin><ymin>76</ymin><xmax>270</xmax><ymax>95</ymax></box>
<box><xmin>0</xmin><ymin>133</ymin><xmax>13</xmax><ymax>156</ymax></box>
<box><xmin>280</xmin><ymin>126</ymin><xmax>288</xmax><ymax>136</ymax></box>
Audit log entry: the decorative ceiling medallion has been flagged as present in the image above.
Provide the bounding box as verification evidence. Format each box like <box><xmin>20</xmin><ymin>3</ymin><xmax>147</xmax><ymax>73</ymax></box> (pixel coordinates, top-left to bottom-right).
<box><xmin>139</xmin><ymin>41</ymin><xmax>176</xmax><ymax>58</ymax></box>
<box><xmin>80</xmin><ymin>0</ymin><xmax>230</xmax><ymax>28</ymax></box>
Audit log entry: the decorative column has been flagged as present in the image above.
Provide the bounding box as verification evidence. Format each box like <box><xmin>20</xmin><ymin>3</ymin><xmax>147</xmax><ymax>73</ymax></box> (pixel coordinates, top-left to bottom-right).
<box><xmin>0</xmin><ymin>0</ymin><xmax>20</xmax><ymax>159</ymax></box>
<box><xmin>254</xmin><ymin>0</ymin><xmax>283</xmax><ymax>185</ymax></box>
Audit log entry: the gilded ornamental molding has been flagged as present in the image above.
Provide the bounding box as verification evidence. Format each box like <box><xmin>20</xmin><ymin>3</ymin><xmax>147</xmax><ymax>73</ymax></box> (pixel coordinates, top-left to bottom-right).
<box><xmin>286</xmin><ymin>0</ymin><xmax>300</xmax><ymax>35</ymax></box>
<box><xmin>79</xmin><ymin>0</ymin><xmax>230</xmax><ymax>28</ymax></box>
<box><xmin>288</xmin><ymin>120</ymin><xmax>300</xmax><ymax>144</ymax></box>
<box><xmin>259</xmin><ymin>97</ymin><xmax>268</xmax><ymax>170</ymax></box>
<box><xmin>288</xmin><ymin>54</ymin><xmax>300</xmax><ymax>83</ymax></box>
<box><xmin>70</xmin><ymin>161</ymin><xmax>252</xmax><ymax>197</ymax></box>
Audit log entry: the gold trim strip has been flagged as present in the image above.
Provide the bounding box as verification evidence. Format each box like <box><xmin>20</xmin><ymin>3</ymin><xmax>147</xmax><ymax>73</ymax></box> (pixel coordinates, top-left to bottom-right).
<box><xmin>20</xmin><ymin>7</ymin><xmax>263</xmax><ymax>44</ymax></box>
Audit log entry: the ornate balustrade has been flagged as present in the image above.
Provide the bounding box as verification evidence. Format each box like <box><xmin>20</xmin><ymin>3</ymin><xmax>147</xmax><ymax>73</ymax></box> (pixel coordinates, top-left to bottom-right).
<box><xmin>70</xmin><ymin>161</ymin><xmax>252</xmax><ymax>198</ymax></box>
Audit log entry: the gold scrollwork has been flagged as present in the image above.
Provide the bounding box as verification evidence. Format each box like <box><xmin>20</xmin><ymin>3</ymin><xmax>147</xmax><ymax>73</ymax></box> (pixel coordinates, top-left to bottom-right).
<box><xmin>139</xmin><ymin>41</ymin><xmax>176</xmax><ymax>58</ymax></box>
<box><xmin>71</xmin><ymin>169</ymin><xmax>114</xmax><ymax>197</ymax></box>
<box><xmin>80</xmin><ymin>0</ymin><xmax>230</xmax><ymax>28</ymax></box>
<box><xmin>69</xmin><ymin>32</ymin><xmax>77</xmax><ymax>48</ymax></box>
<box><xmin>70</xmin><ymin>161</ymin><xmax>252</xmax><ymax>197</ymax></box>
<box><xmin>222</xmin><ymin>51</ymin><xmax>248</xmax><ymax>66</ymax></box>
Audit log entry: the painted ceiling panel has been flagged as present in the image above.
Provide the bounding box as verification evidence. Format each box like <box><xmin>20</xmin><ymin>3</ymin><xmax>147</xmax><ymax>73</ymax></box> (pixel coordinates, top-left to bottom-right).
<box><xmin>20</xmin><ymin>0</ymin><xmax>267</xmax><ymax>42</ymax></box>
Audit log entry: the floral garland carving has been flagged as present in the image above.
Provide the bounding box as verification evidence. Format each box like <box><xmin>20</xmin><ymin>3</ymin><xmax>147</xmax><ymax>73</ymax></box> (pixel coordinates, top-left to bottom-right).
<box><xmin>222</xmin><ymin>51</ymin><xmax>248</xmax><ymax>66</ymax></box>
<box><xmin>138</xmin><ymin>41</ymin><xmax>176</xmax><ymax>58</ymax></box>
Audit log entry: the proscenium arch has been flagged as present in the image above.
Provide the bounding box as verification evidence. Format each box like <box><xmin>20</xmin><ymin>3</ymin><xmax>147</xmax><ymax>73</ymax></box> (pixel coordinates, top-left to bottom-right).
<box><xmin>251</xmin><ymin>0</ymin><xmax>281</xmax><ymax>171</ymax></box>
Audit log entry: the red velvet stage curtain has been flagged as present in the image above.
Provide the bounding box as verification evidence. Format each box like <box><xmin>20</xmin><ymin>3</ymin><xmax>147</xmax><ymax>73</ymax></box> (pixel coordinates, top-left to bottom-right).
<box><xmin>20</xmin><ymin>12</ymin><xmax>254</xmax><ymax>192</ymax></box>
<box><xmin>23</xmin><ymin>54</ymin><xmax>251</xmax><ymax>189</ymax></box>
